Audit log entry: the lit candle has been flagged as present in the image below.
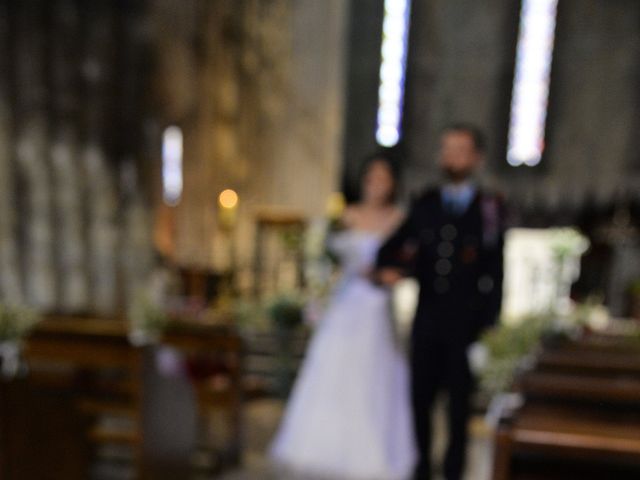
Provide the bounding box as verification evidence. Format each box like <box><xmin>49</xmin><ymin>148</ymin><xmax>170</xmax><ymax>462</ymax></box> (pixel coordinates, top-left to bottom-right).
<box><xmin>218</xmin><ymin>189</ymin><xmax>239</xmax><ymax>230</ymax></box>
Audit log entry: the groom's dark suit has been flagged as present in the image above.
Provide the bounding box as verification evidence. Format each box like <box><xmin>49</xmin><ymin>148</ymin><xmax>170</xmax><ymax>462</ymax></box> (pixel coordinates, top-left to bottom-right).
<box><xmin>377</xmin><ymin>185</ymin><xmax>505</xmax><ymax>480</ymax></box>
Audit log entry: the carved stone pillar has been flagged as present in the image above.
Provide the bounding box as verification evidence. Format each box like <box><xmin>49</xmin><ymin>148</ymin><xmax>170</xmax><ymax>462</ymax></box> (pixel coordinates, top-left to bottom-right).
<box><xmin>120</xmin><ymin>161</ymin><xmax>154</xmax><ymax>308</ymax></box>
<box><xmin>0</xmin><ymin>1</ymin><xmax>22</xmax><ymax>302</ymax></box>
<box><xmin>117</xmin><ymin>4</ymin><xmax>155</xmax><ymax>308</ymax></box>
<box><xmin>82</xmin><ymin>2</ymin><xmax>119</xmax><ymax>315</ymax></box>
<box><xmin>14</xmin><ymin>1</ymin><xmax>56</xmax><ymax>309</ymax></box>
<box><xmin>51</xmin><ymin>0</ymin><xmax>89</xmax><ymax>312</ymax></box>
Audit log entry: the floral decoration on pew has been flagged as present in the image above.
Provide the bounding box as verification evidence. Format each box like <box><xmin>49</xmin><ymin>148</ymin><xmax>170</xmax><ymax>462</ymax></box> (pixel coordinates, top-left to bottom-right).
<box><xmin>265</xmin><ymin>293</ymin><xmax>305</xmax><ymax>331</ymax></box>
<box><xmin>233</xmin><ymin>293</ymin><xmax>309</xmax><ymax>397</ymax></box>
<box><xmin>127</xmin><ymin>290</ymin><xmax>170</xmax><ymax>346</ymax></box>
<box><xmin>0</xmin><ymin>303</ymin><xmax>41</xmax><ymax>378</ymax></box>
<box><xmin>474</xmin><ymin>296</ymin><xmax>612</xmax><ymax>397</ymax></box>
<box><xmin>629</xmin><ymin>278</ymin><xmax>640</xmax><ymax>321</ymax></box>
<box><xmin>474</xmin><ymin>313</ymin><xmax>554</xmax><ymax>397</ymax></box>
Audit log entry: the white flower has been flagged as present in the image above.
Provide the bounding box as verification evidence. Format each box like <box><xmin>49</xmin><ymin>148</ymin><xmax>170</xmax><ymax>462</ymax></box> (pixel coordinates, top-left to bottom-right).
<box><xmin>467</xmin><ymin>342</ymin><xmax>489</xmax><ymax>375</ymax></box>
<box><xmin>304</xmin><ymin>217</ymin><xmax>330</xmax><ymax>260</ymax></box>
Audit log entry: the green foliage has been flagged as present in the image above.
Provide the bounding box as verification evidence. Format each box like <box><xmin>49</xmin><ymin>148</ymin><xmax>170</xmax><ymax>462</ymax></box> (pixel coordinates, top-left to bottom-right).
<box><xmin>628</xmin><ymin>278</ymin><xmax>640</xmax><ymax>295</ymax></box>
<box><xmin>233</xmin><ymin>294</ymin><xmax>306</xmax><ymax>332</ymax></box>
<box><xmin>479</xmin><ymin>314</ymin><xmax>554</xmax><ymax>395</ymax></box>
<box><xmin>279</xmin><ymin>228</ymin><xmax>303</xmax><ymax>252</ymax></box>
<box><xmin>128</xmin><ymin>292</ymin><xmax>169</xmax><ymax>335</ymax></box>
<box><xmin>0</xmin><ymin>304</ymin><xmax>41</xmax><ymax>342</ymax></box>
<box><xmin>233</xmin><ymin>298</ymin><xmax>270</xmax><ymax>332</ymax></box>
<box><xmin>266</xmin><ymin>294</ymin><xmax>304</xmax><ymax>331</ymax></box>
<box><xmin>549</xmin><ymin>227</ymin><xmax>590</xmax><ymax>260</ymax></box>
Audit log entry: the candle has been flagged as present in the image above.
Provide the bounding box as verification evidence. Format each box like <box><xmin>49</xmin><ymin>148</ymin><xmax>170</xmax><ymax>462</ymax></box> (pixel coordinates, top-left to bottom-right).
<box><xmin>218</xmin><ymin>189</ymin><xmax>239</xmax><ymax>230</ymax></box>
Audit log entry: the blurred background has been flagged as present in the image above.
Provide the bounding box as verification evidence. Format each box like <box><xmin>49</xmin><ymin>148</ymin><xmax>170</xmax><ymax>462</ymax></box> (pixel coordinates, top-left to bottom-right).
<box><xmin>0</xmin><ymin>0</ymin><xmax>639</xmax><ymax>479</ymax></box>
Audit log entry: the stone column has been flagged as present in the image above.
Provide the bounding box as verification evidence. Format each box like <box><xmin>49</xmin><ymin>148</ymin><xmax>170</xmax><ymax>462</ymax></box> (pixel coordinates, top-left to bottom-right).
<box><xmin>51</xmin><ymin>0</ymin><xmax>89</xmax><ymax>312</ymax></box>
<box><xmin>120</xmin><ymin>161</ymin><xmax>154</xmax><ymax>308</ymax></box>
<box><xmin>82</xmin><ymin>2</ymin><xmax>120</xmax><ymax>315</ymax></box>
<box><xmin>118</xmin><ymin>3</ymin><xmax>155</xmax><ymax>308</ymax></box>
<box><xmin>14</xmin><ymin>0</ymin><xmax>56</xmax><ymax>309</ymax></box>
<box><xmin>0</xmin><ymin>0</ymin><xmax>22</xmax><ymax>302</ymax></box>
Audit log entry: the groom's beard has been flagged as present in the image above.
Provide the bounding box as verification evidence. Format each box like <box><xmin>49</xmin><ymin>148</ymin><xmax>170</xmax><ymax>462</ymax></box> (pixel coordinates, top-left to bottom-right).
<box><xmin>442</xmin><ymin>166</ymin><xmax>472</xmax><ymax>184</ymax></box>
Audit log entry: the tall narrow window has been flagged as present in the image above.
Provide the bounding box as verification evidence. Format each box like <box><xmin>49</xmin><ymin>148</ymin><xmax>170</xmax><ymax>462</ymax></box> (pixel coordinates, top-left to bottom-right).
<box><xmin>507</xmin><ymin>0</ymin><xmax>559</xmax><ymax>167</ymax></box>
<box><xmin>375</xmin><ymin>0</ymin><xmax>412</xmax><ymax>148</ymax></box>
<box><xmin>162</xmin><ymin>126</ymin><xmax>183</xmax><ymax>206</ymax></box>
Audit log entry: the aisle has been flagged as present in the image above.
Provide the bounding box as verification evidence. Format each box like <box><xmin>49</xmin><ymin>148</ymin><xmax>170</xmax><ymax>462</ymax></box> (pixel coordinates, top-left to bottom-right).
<box><xmin>219</xmin><ymin>398</ymin><xmax>493</xmax><ymax>480</ymax></box>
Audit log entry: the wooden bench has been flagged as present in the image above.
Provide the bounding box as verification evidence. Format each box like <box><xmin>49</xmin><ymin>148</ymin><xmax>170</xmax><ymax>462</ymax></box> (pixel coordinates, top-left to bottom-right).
<box><xmin>517</xmin><ymin>370</ymin><xmax>640</xmax><ymax>404</ymax></box>
<box><xmin>494</xmin><ymin>403</ymin><xmax>640</xmax><ymax>479</ymax></box>
<box><xmin>163</xmin><ymin>323</ymin><xmax>244</xmax><ymax>470</ymax></box>
<box><xmin>0</xmin><ymin>317</ymin><xmax>243</xmax><ymax>480</ymax></box>
<box><xmin>492</xmin><ymin>337</ymin><xmax>640</xmax><ymax>480</ymax></box>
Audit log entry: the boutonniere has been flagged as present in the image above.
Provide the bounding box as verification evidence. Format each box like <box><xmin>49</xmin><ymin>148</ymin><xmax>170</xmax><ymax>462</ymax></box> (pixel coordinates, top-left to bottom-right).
<box><xmin>481</xmin><ymin>195</ymin><xmax>500</xmax><ymax>247</ymax></box>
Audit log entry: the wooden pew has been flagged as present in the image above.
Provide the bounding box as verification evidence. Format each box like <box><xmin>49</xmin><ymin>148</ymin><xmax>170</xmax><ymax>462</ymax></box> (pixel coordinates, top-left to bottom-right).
<box><xmin>0</xmin><ymin>316</ymin><xmax>243</xmax><ymax>480</ymax></box>
<box><xmin>517</xmin><ymin>370</ymin><xmax>640</xmax><ymax>404</ymax></box>
<box><xmin>492</xmin><ymin>336</ymin><xmax>640</xmax><ymax>480</ymax></box>
<box><xmin>163</xmin><ymin>323</ymin><xmax>244</xmax><ymax>470</ymax></box>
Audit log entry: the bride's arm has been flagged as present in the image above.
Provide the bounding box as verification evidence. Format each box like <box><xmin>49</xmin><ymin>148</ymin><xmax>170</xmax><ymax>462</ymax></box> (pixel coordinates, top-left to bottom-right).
<box><xmin>375</xmin><ymin>202</ymin><xmax>421</xmax><ymax>282</ymax></box>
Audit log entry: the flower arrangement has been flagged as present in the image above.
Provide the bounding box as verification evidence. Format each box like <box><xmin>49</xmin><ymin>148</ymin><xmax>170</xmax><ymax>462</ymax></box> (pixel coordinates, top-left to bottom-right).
<box><xmin>234</xmin><ymin>297</ymin><xmax>270</xmax><ymax>332</ymax></box>
<box><xmin>127</xmin><ymin>290</ymin><xmax>170</xmax><ymax>346</ymax></box>
<box><xmin>301</xmin><ymin>193</ymin><xmax>348</xmax><ymax>324</ymax></box>
<box><xmin>477</xmin><ymin>313</ymin><xmax>554</xmax><ymax>396</ymax></box>
<box><xmin>549</xmin><ymin>227</ymin><xmax>590</xmax><ymax>260</ymax></box>
<box><xmin>477</xmin><ymin>295</ymin><xmax>612</xmax><ymax>397</ymax></box>
<box><xmin>566</xmin><ymin>295</ymin><xmax>609</xmax><ymax>331</ymax></box>
<box><xmin>0</xmin><ymin>303</ymin><xmax>41</xmax><ymax>378</ymax></box>
<box><xmin>0</xmin><ymin>303</ymin><xmax>41</xmax><ymax>342</ymax></box>
<box><xmin>629</xmin><ymin>279</ymin><xmax>640</xmax><ymax>320</ymax></box>
<box><xmin>263</xmin><ymin>293</ymin><xmax>305</xmax><ymax>398</ymax></box>
<box><xmin>266</xmin><ymin>293</ymin><xmax>305</xmax><ymax>331</ymax></box>
<box><xmin>549</xmin><ymin>227</ymin><xmax>590</xmax><ymax>315</ymax></box>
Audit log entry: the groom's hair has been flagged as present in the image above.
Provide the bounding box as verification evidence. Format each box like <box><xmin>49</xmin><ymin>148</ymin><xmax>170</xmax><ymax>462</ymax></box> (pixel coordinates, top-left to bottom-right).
<box><xmin>442</xmin><ymin>123</ymin><xmax>487</xmax><ymax>154</ymax></box>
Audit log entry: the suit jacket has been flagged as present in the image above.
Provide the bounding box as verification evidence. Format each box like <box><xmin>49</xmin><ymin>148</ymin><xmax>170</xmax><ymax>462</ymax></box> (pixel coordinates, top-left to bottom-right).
<box><xmin>377</xmin><ymin>186</ymin><xmax>505</xmax><ymax>344</ymax></box>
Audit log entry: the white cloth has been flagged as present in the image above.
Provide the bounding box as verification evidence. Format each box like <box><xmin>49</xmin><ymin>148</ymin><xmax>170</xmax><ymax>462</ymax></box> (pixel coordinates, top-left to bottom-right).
<box><xmin>270</xmin><ymin>230</ymin><xmax>417</xmax><ymax>480</ymax></box>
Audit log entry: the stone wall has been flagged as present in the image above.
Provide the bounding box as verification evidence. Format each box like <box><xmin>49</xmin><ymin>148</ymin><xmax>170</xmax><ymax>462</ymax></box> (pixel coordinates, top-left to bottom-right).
<box><xmin>402</xmin><ymin>0</ymin><xmax>520</xmax><ymax>195</ymax></box>
<box><xmin>0</xmin><ymin>0</ymin><xmax>348</xmax><ymax>309</ymax></box>
<box><xmin>0</xmin><ymin>0</ymin><xmax>154</xmax><ymax>314</ymax></box>
<box><xmin>541</xmin><ymin>0</ymin><xmax>640</xmax><ymax>210</ymax></box>
<box><xmin>402</xmin><ymin>0</ymin><xmax>640</xmax><ymax>214</ymax></box>
<box><xmin>151</xmin><ymin>0</ymin><xmax>348</xmax><ymax>275</ymax></box>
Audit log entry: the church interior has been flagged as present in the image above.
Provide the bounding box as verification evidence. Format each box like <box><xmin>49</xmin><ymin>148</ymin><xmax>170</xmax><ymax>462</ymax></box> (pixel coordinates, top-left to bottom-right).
<box><xmin>0</xmin><ymin>0</ymin><xmax>640</xmax><ymax>479</ymax></box>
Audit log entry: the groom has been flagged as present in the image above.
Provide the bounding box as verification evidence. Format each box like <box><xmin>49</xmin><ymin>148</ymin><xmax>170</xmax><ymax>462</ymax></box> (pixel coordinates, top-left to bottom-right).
<box><xmin>376</xmin><ymin>124</ymin><xmax>505</xmax><ymax>480</ymax></box>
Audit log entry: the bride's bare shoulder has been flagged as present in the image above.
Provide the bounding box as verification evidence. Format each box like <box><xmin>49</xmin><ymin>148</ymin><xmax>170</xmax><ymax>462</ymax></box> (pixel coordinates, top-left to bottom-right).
<box><xmin>388</xmin><ymin>206</ymin><xmax>406</xmax><ymax>227</ymax></box>
<box><xmin>341</xmin><ymin>204</ymin><xmax>361</xmax><ymax>228</ymax></box>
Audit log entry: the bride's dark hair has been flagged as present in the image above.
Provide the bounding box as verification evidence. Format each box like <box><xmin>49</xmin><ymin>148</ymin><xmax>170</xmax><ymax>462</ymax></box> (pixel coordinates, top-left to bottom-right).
<box><xmin>358</xmin><ymin>150</ymin><xmax>401</xmax><ymax>205</ymax></box>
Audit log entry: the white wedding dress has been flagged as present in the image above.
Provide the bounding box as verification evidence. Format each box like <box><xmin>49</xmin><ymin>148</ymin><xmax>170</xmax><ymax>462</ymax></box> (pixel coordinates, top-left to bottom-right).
<box><xmin>270</xmin><ymin>230</ymin><xmax>417</xmax><ymax>480</ymax></box>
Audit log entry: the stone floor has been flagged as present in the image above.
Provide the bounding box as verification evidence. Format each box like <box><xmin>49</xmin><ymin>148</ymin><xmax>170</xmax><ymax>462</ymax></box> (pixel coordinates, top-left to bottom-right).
<box><xmin>219</xmin><ymin>397</ymin><xmax>494</xmax><ymax>480</ymax></box>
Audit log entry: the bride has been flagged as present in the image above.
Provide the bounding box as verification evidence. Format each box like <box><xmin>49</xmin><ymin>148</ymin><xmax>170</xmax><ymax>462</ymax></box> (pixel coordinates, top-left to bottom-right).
<box><xmin>270</xmin><ymin>154</ymin><xmax>417</xmax><ymax>479</ymax></box>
